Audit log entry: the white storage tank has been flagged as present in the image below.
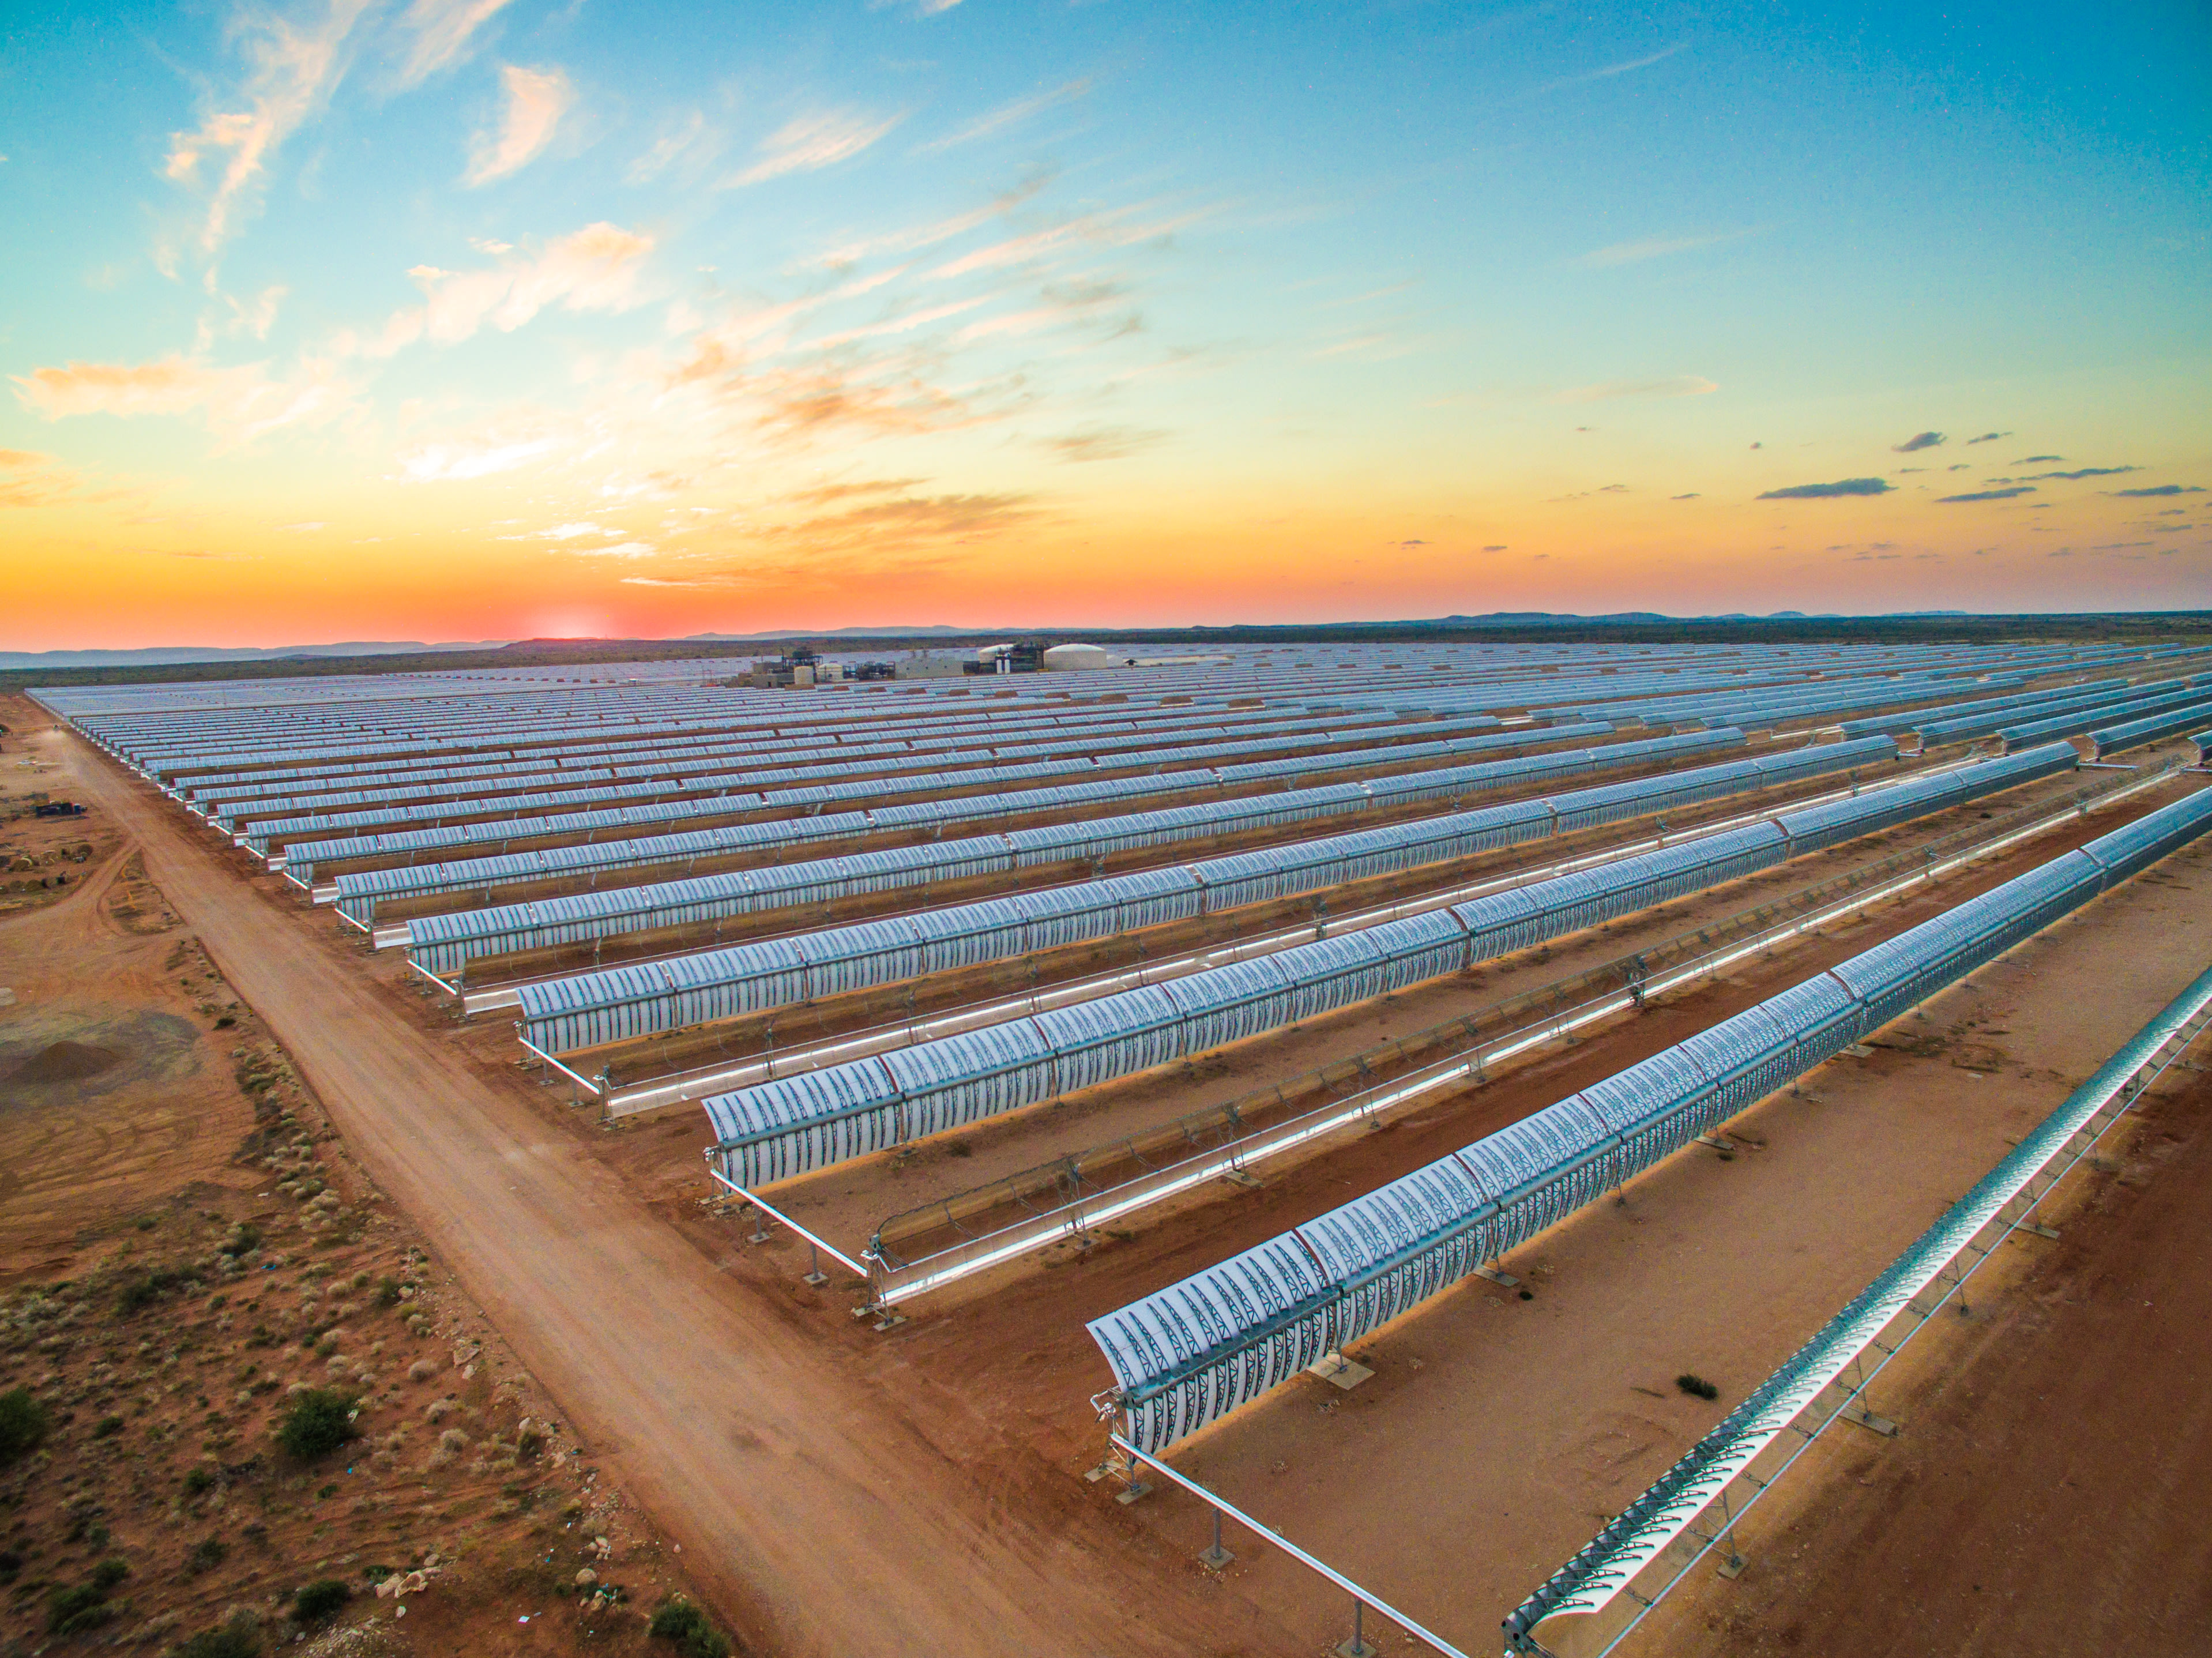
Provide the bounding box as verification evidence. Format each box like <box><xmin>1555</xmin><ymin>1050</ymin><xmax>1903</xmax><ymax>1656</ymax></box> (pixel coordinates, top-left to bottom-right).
<box><xmin>1041</xmin><ymin>643</ymin><xmax>1120</xmax><ymax>671</ymax></box>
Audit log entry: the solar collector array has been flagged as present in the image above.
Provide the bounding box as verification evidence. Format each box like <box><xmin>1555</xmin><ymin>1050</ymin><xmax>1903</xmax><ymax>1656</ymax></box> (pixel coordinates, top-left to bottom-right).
<box><xmin>1089</xmin><ymin>784</ymin><xmax>2212</xmax><ymax>1453</ymax></box>
<box><xmin>407</xmin><ymin>731</ymin><xmax>1749</xmax><ymax>975</ymax></box>
<box><xmin>700</xmin><ymin>736</ymin><xmax>1953</xmax><ymax>1182</ymax></box>
<box><xmin>337</xmin><ymin>728</ymin><xmax>1750</xmax><ymax>926</ymax></box>
<box><xmin>521</xmin><ymin>735</ymin><xmax>2021</xmax><ymax>1052</ymax></box>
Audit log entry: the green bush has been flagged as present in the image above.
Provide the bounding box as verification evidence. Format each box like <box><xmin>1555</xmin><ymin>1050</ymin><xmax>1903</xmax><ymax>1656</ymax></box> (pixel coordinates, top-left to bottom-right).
<box><xmin>186</xmin><ymin>1536</ymin><xmax>228</xmax><ymax>1574</ymax></box>
<box><xmin>375</xmin><ymin>1278</ymin><xmax>404</xmax><ymax>1308</ymax></box>
<box><xmin>649</xmin><ymin>1597</ymin><xmax>732</xmax><ymax>1658</ymax></box>
<box><xmin>275</xmin><ymin>1389</ymin><xmax>356</xmax><ymax>1461</ymax></box>
<box><xmin>1675</xmin><ymin>1373</ymin><xmax>1720</xmax><ymax>1401</ymax></box>
<box><xmin>219</xmin><ymin>1223</ymin><xmax>262</xmax><ymax>1258</ymax></box>
<box><xmin>0</xmin><ymin>1388</ymin><xmax>51</xmax><ymax>1464</ymax></box>
<box><xmin>46</xmin><ymin>1588</ymin><xmax>119</xmax><ymax>1636</ymax></box>
<box><xmin>116</xmin><ymin>1266</ymin><xmax>198</xmax><ymax>1314</ymax></box>
<box><xmin>183</xmin><ymin>1465</ymin><xmax>216</xmax><ymax>1495</ymax></box>
<box><xmin>91</xmin><ymin>1414</ymin><xmax>124</xmax><ymax>1439</ymax></box>
<box><xmin>176</xmin><ymin>1612</ymin><xmax>262</xmax><ymax>1658</ymax></box>
<box><xmin>292</xmin><ymin>1578</ymin><xmax>350</xmax><ymax>1623</ymax></box>
<box><xmin>44</xmin><ymin>1560</ymin><xmax>130</xmax><ymax>1635</ymax></box>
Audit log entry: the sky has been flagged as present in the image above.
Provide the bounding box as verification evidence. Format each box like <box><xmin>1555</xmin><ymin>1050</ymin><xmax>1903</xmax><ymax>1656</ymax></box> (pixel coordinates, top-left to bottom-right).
<box><xmin>1</xmin><ymin>0</ymin><xmax>2208</xmax><ymax>648</ymax></box>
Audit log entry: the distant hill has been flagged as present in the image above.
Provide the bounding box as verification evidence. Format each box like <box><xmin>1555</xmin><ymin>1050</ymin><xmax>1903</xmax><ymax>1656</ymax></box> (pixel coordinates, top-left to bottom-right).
<box><xmin>0</xmin><ymin>640</ymin><xmax>508</xmax><ymax>670</ymax></box>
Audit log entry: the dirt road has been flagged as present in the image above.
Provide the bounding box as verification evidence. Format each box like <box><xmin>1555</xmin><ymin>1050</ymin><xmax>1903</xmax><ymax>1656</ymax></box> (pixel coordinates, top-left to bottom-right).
<box><xmin>46</xmin><ymin>720</ymin><xmax>1295</xmax><ymax>1658</ymax></box>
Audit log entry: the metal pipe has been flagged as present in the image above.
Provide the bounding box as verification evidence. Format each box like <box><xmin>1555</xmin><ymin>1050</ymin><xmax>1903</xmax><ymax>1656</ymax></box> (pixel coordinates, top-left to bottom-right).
<box><xmin>1110</xmin><ymin>1435</ymin><xmax>1471</xmax><ymax>1658</ymax></box>
<box><xmin>706</xmin><ymin>1170</ymin><xmax>871</xmax><ymax>1279</ymax></box>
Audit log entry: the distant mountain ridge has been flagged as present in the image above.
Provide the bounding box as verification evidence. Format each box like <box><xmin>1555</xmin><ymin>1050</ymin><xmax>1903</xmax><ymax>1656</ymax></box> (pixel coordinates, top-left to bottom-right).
<box><xmin>0</xmin><ymin>640</ymin><xmax>509</xmax><ymax>670</ymax></box>
<box><xmin>0</xmin><ymin>609</ymin><xmax>2078</xmax><ymax>668</ymax></box>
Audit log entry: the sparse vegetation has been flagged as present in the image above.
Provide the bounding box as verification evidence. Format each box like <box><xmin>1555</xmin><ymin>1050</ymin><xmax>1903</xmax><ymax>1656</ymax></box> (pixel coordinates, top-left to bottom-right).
<box><xmin>0</xmin><ymin>1387</ymin><xmax>51</xmax><ymax>1464</ymax></box>
<box><xmin>291</xmin><ymin>1578</ymin><xmax>349</xmax><ymax>1623</ymax></box>
<box><xmin>650</xmin><ymin>1595</ymin><xmax>733</xmax><ymax>1658</ymax></box>
<box><xmin>175</xmin><ymin>1611</ymin><xmax>262</xmax><ymax>1658</ymax></box>
<box><xmin>1675</xmin><ymin>1373</ymin><xmax>1720</xmax><ymax>1401</ymax></box>
<box><xmin>44</xmin><ymin>1557</ymin><xmax>129</xmax><ymax>1634</ymax></box>
<box><xmin>275</xmin><ymin>1389</ymin><xmax>356</xmax><ymax>1460</ymax></box>
<box><xmin>186</xmin><ymin>1536</ymin><xmax>229</xmax><ymax>1574</ymax></box>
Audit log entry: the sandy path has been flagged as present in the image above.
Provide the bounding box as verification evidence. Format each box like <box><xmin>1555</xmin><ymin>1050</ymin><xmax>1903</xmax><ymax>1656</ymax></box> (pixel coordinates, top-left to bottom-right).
<box><xmin>47</xmin><ymin>721</ymin><xmax>1295</xmax><ymax>1658</ymax></box>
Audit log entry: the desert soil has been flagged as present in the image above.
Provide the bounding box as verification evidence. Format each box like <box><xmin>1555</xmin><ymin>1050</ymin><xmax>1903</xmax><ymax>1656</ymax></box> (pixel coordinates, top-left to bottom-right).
<box><xmin>0</xmin><ymin>715</ymin><xmax>736</xmax><ymax>1658</ymax></box>
<box><xmin>1632</xmin><ymin>1065</ymin><xmax>2212</xmax><ymax>1658</ymax></box>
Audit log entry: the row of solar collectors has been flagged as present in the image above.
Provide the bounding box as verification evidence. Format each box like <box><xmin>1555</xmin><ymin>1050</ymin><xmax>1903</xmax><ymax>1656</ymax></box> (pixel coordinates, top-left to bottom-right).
<box><xmin>1583</xmin><ymin>675</ymin><xmax>2025</xmax><ymax>729</ymax></box>
<box><xmin>2000</xmin><ymin>683</ymin><xmax>2212</xmax><ymax>750</ymax></box>
<box><xmin>88</xmin><ymin>677</ymin><xmax>1248</xmax><ymax>760</ymax></box>
<box><xmin>73</xmin><ymin>642</ymin><xmax>2089</xmax><ymax>769</ymax></box>
<box><xmin>1564</xmin><ymin>667</ymin><xmax>1980</xmax><ymax>723</ymax></box>
<box><xmin>115</xmin><ymin>690</ymin><xmax>1300</xmax><ymax>780</ymax></box>
<box><xmin>526</xmin><ymin>740</ymin><xmax>2068</xmax><ymax>1059</ymax></box>
<box><xmin>190</xmin><ymin>698</ymin><xmax>1425</xmax><ymax>817</ymax></box>
<box><xmin>232</xmin><ymin>709</ymin><xmax>1474</xmax><ymax>834</ymax></box>
<box><xmin>1559</xmin><ymin>644</ymin><xmax>2187</xmax><ymax>727</ymax></box>
<box><xmin>244</xmin><ymin>712</ymin><xmax>1525</xmax><ymax>855</ymax></box>
<box><xmin>2090</xmin><ymin>705</ymin><xmax>2212</xmax><ymax>760</ymax></box>
<box><xmin>59</xmin><ymin>644</ymin><xmax>2152</xmax><ymax>799</ymax></box>
<box><xmin>66</xmin><ymin>637</ymin><xmax>2165</xmax><ymax>739</ymax></box>
<box><xmin>32</xmin><ymin>640</ymin><xmax>2114</xmax><ymax>723</ymax></box>
<box><xmin>78</xmin><ymin>660</ymin><xmax>1524</xmax><ymax>749</ymax></box>
<box><xmin>254</xmin><ymin>655</ymin><xmax>2088</xmax><ymax>867</ymax></box>
<box><xmin>407</xmin><ymin>733</ymin><xmax>1755</xmax><ymax>971</ymax></box>
<box><xmin>1086</xmin><ymin>783</ymin><xmax>2212</xmax><ymax>1454</ymax></box>
<box><xmin>1835</xmin><ymin>675</ymin><xmax>2136</xmax><ymax>738</ymax></box>
<box><xmin>278</xmin><ymin>721</ymin><xmax>1582</xmax><ymax>882</ymax></box>
<box><xmin>1919</xmin><ymin>674</ymin><xmax>2212</xmax><ymax>746</ymax></box>
<box><xmin>183</xmin><ymin>693</ymin><xmax>1297</xmax><ymax>798</ymax></box>
<box><xmin>343</xmin><ymin>728</ymin><xmax>1750</xmax><ymax>929</ymax></box>
<box><xmin>697</xmin><ymin>736</ymin><xmax>1931</xmax><ymax>1182</ymax></box>
<box><xmin>80</xmin><ymin>649</ymin><xmax>2096</xmax><ymax>785</ymax></box>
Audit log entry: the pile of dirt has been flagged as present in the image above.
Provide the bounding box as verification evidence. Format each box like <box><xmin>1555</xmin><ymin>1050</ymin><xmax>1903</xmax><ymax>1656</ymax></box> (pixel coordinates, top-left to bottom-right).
<box><xmin>9</xmin><ymin>1039</ymin><xmax>118</xmax><ymax>1084</ymax></box>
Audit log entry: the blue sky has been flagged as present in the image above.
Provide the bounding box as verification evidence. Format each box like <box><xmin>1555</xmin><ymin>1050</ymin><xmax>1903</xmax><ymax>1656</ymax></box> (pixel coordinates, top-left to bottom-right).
<box><xmin>1</xmin><ymin>0</ymin><xmax>2207</xmax><ymax>644</ymax></box>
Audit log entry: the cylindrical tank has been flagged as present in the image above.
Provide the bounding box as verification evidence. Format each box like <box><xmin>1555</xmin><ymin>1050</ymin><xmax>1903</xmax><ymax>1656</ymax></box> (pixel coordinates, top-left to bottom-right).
<box><xmin>1041</xmin><ymin>643</ymin><xmax>1119</xmax><ymax>671</ymax></box>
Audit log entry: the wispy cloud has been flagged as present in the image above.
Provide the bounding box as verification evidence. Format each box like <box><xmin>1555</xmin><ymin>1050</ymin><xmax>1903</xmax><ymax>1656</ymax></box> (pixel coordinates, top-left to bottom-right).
<box><xmin>13</xmin><ymin>354</ymin><xmax>352</xmax><ymax>443</ymax></box>
<box><xmin>1044</xmin><ymin>425</ymin><xmax>1165</xmax><ymax>463</ymax></box>
<box><xmin>917</xmin><ymin>80</ymin><xmax>1090</xmax><ymax>153</ymax></box>
<box><xmin>928</xmin><ymin>204</ymin><xmax>1204</xmax><ymax>279</ymax></box>
<box><xmin>465</xmin><ymin>64</ymin><xmax>574</xmax><ymax>186</ymax></box>
<box><xmin>1891</xmin><ymin>430</ymin><xmax>1945</xmax><ymax>453</ymax></box>
<box><xmin>628</xmin><ymin>110</ymin><xmax>717</xmax><ymax>184</ymax></box>
<box><xmin>163</xmin><ymin>0</ymin><xmax>374</xmax><ymax>256</ymax></box>
<box><xmin>1536</xmin><ymin>42</ymin><xmax>1687</xmax><ymax>96</ymax></box>
<box><xmin>2110</xmin><ymin>484</ymin><xmax>2203</xmax><ymax>497</ymax></box>
<box><xmin>1573</xmin><ymin>229</ymin><xmax>1748</xmax><ymax>268</ymax></box>
<box><xmin>394</xmin><ymin>433</ymin><xmax>559</xmax><ymax>482</ymax></box>
<box><xmin>1937</xmin><ymin>485</ymin><xmax>2035</xmax><ymax>502</ymax></box>
<box><xmin>394</xmin><ymin>0</ymin><xmax>517</xmax><ymax>85</ymax></box>
<box><xmin>497</xmin><ymin>520</ymin><xmax>621</xmax><ymax>541</ymax></box>
<box><xmin>341</xmin><ymin>221</ymin><xmax>653</xmax><ymax>353</ymax></box>
<box><xmin>728</xmin><ymin>109</ymin><xmax>902</xmax><ymax>188</ymax></box>
<box><xmin>2023</xmin><ymin>465</ymin><xmax>2136</xmax><ymax>480</ymax></box>
<box><xmin>0</xmin><ymin>448</ymin><xmax>84</xmax><ymax>510</ymax></box>
<box><xmin>565</xmin><ymin>539</ymin><xmax>657</xmax><ymax>558</ymax></box>
<box><xmin>1965</xmin><ymin>431</ymin><xmax>2009</xmax><ymax>443</ymax></box>
<box><xmin>1552</xmin><ymin>374</ymin><xmax>1717</xmax><ymax>403</ymax></box>
<box><xmin>1756</xmin><ymin>478</ymin><xmax>1894</xmax><ymax>499</ymax></box>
